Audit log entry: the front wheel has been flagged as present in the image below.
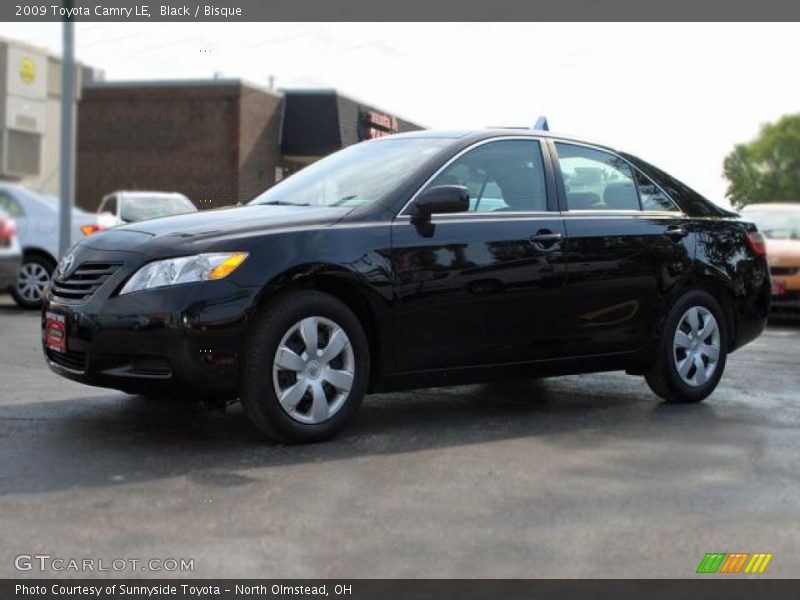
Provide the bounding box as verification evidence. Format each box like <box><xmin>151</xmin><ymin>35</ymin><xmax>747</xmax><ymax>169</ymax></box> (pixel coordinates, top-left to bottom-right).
<box><xmin>11</xmin><ymin>254</ymin><xmax>55</xmax><ymax>309</ymax></box>
<box><xmin>645</xmin><ymin>290</ymin><xmax>728</xmax><ymax>404</ymax></box>
<box><xmin>240</xmin><ymin>291</ymin><xmax>369</xmax><ymax>443</ymax></box>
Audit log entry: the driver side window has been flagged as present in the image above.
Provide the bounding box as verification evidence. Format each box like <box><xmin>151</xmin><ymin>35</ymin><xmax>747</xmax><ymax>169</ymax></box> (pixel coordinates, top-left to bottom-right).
<box><xmin>426</xmin><ymin>140</ymin><xmax>547</xmax><ymax>213</ymax></box>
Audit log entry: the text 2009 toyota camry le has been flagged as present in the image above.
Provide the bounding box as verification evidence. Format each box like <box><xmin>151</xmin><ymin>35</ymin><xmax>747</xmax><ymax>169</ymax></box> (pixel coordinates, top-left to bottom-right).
<box><xmin>42</xmin><ymin>129</ymin><xmax>770</xmax><ymax>442</ymax></box>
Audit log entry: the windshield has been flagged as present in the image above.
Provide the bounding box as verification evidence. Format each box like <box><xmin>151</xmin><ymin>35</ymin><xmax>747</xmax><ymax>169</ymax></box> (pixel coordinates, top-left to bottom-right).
<box><xmin>121</xmin><ymin>195</ymin><xmax>196</xmax><ymax>222</ymax></box>
<box><xmin>744</xmin><ymin>207</ymin><xmax>800</xmax><ymax>240</ymax></box>
<box><xmin>250</xmin><ymin>138</ymin><xmax>449</xmax><ymax>208</ymax></box>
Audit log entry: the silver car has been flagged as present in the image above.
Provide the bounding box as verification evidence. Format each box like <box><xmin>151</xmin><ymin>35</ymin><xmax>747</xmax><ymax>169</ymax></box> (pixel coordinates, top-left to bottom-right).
<box><xmin>0</xmin><ymin>184</ymin><xmax>104</xmax><ymax>309</ymax></box>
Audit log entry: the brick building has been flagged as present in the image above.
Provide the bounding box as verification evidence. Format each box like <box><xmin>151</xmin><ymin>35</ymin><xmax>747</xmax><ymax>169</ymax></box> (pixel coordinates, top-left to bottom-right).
<box><xmin>77</xmin><ymin>80</ymin><xmax>422</xmax><ymax>211</ymax></box>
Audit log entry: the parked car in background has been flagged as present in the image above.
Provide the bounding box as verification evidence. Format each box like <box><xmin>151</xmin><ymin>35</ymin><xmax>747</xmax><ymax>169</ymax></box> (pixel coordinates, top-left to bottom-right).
<box><xmin>97</xmin><ymin>191</ymin><xmax>196</xmax><ymax>227</ymax></box>
<box><xmin>0</xmin><ymin>184</ymin><xmax>106</xmax><ymax>309</ymax></box>
<box><xmin>741</xmin><ymin>203</ymin><xmax>800</xmax><ymax>314</ymax></box>
<box><xmin>0</xmin><ymin>208</ymin><xmax>22</xmax><ymax>293</ymax></box>
<box><xmin>42</xmin><ymin>128</ymin><xmax>770</xmax><ymax>443</ymax></box>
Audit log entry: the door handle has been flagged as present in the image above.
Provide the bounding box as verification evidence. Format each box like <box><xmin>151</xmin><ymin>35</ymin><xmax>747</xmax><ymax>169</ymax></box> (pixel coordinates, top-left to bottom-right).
<box><xmin>530</xmin><ymin>230</ymin><xmax>563</xmax><ymax>248</ymax></box>
<box><xmin>664</xmin><ymin>226</ymin><xmax>688</xmax><ymax>240</ymax></box>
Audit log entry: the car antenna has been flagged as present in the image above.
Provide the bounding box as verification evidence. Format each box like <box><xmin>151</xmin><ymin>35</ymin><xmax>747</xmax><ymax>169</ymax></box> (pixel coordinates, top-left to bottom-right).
<box><xmin>533</xmin><ymin>116</ymin><xmax>549</xmax><ymax>131</ymax></box>
<box><xmin>485</xmin><ymin>116</ymin><xmax>550</xmax><ymax>131</ymax></box>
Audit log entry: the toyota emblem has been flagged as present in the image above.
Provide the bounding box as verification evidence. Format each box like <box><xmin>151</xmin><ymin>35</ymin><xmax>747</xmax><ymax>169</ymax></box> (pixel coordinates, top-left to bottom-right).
<box><xmin>58</xmin><ymin>253</ymin><xmax>75</xmax><ymax>278</ymax></box>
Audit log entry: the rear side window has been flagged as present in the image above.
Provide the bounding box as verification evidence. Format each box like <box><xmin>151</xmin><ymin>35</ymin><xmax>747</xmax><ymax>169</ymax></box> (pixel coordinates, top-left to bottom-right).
<box><xmin>633</xmin><ymin>171</ymin><xmax>679</xmax><ymax>212</ymax></box>
<box><xmin>426</xmin><ymin>140</ymin><xmax>548</xmax><ymax>213</ymax></box>
<box><xmin>622</xmin><ymin>152</ymin><xmax>722</xmax><ymax>216</ymax></box>
<box><xmin>555</xmin><ymin>143</ymin><xmax>639</xmax><ymax>211</ymax></box>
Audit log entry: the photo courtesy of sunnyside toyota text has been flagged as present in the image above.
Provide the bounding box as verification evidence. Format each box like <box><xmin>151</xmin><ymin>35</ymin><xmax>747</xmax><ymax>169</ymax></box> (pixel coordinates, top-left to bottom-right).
<box><xmin>0</xmin><ymin>1</ymin><xmax>799</xmax><ymax>598</ymax></box>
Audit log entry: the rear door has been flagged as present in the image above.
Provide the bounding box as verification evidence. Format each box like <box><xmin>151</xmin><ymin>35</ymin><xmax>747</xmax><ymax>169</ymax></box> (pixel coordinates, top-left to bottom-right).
<box><xmin>390</xmin><ymin>138</ymin><xmax>569</xmax><ymax>372</ymax></box>
<box><xmin>550</xmin><ymin>141</ymin><xmax>693</xmax><ymax>355</ymax></box>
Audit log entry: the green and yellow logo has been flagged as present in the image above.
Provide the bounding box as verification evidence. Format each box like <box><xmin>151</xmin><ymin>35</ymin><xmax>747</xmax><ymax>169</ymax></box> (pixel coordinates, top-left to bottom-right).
<box><xmin>696</xmin><ymin>552</ymin><xmax>772</xmax><ymax>574</ymax></box>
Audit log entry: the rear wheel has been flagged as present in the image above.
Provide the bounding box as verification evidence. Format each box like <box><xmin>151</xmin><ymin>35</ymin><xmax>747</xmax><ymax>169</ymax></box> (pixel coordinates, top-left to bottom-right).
<box><xmin>12</xmin><ymin>254</ymin><xmax>55</xmax><ymax>309</ymax></box>
<box><xmin>645</xmin><ymin>290</ymin><xmax>728</xmax><ymax>403</ymax></box>
<box><xmin>241</xmin><ymin>291</ymin><xmax>369</xmax><ymax>443</ymax></box>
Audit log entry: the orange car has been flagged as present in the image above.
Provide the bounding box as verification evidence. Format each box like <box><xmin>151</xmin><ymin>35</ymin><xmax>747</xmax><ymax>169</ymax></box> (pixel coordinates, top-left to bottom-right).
<box><xmin>741</xmin><ymin>203</ymin><xmax>800</xmax><ymax>313</ymax></box>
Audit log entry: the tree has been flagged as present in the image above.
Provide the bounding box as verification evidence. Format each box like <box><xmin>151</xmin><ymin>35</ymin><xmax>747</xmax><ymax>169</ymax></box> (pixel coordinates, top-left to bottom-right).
<box><xmin>723</xmin><ymin>114</ymin><xmax>800</xmax><ymax>209</ymax></box>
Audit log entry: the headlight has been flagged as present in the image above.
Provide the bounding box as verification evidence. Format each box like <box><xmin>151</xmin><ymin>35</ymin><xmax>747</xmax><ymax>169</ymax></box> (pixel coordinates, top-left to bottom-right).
<box><xmin>119</xmin><ymin>252</ymin><xmax>248</xmax><ymax>295</ymax></box>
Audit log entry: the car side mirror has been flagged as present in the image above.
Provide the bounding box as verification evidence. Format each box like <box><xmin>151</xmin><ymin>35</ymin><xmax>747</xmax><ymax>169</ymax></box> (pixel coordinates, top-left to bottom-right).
<box><xmin>411</xmin><ymin>185</ymin><xmax>470</xmax><ymax>223</ymax></box>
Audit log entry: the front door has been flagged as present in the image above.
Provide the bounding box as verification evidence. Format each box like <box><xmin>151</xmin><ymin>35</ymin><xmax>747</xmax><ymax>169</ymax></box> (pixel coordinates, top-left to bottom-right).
<box><xmin>390</xmin><ymin>139</ymin><xmax>568</xmax><ymax>372</ymax></box>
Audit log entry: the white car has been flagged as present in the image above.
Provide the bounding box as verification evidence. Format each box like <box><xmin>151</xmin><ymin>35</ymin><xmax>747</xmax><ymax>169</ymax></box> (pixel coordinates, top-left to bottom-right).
<box><xmin>0</xmin><ymin>183</ymin><xmax>105</xmax><ymax>309</ymax></box>
<box><xmin>97</xmin><ymin>191</ymin><xmax>196</xmax><ymax>227</ymax></box>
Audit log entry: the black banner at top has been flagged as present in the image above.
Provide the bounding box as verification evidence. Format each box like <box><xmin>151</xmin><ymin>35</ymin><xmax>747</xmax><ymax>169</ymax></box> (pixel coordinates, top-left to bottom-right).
<box><xmin>3</xmin><ymin>0</ymin><xmax>800</xmax><ymax>22</ymax></box>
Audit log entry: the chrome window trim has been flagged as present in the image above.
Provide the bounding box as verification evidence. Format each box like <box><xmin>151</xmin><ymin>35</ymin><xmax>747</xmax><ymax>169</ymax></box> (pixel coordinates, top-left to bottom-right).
<box><xmin>394</xmin><ymin>214</ymin><xmax>565</xmax><ymax>225</ymax></box>
<box><xmin>396</xmin><ymin>136</ymin><xmax>551</xmax><ymax>218</ymax></box>
<box><xmin>562</xmin><ymin>209</ymin><xmax>686</xmax><ymax>218</ymax></box>
<box><xmin>551</xmin><ymin>139</ymin><xmax>682</xmax><ymax>214</ymax></box>
<box><xmin>394</xmin><ymin>210</ymin><xmax>556</xmax><ymax>222</ymax></box>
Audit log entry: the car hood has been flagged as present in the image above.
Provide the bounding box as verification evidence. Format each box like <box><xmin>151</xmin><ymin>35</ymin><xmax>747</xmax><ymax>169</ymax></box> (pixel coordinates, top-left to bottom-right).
<box><xmin>766</xmin><ymin>238</ymin><xmax>800</xmax><ymax>264</ymax></box>
<box><xmin>82</xmin><ymin>204</ymin><xmax>351</xmax><ymax>255</ymax></box>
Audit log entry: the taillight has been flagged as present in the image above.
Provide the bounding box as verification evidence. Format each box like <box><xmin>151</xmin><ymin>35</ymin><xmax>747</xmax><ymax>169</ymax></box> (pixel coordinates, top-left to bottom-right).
<box><xmin>746</xmin><ymin>230</ymin><xmax>767</xmax><ymax>257</ymax></box>
<box><xmin>0</xmin><ymin>217</ymin><xmax>16</xmax><ymax>242</ymax></box>
<box><xmin>80</xmin><ymin>224</ymin><xmax>103</xmax><ymax>236</ymax></box>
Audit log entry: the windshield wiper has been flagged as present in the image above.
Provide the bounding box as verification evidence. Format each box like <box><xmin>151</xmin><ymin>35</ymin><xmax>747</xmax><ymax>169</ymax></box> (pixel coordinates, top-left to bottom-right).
<box><xmin>330</xmin><ymin>195</ymin><xmax>358</xmax><ymax>207</ymax></box>
<box><xmin>260</xmin><ymin>200</ymin><xmax>312</xmax><ymax>206</ymax></box>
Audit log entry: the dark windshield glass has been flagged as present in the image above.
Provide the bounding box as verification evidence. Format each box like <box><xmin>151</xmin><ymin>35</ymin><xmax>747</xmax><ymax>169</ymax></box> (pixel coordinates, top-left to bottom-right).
<box><xmin>250</xmin><ymin>138</ymin><xmax>449</xmax><ymax>208</ymax></box>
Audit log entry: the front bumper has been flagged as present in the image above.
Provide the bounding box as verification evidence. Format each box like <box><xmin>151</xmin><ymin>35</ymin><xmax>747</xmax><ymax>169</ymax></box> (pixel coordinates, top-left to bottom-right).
<box><xmin>42</xmin><ymin>248</ymin><xmax>259</xmax><ymax>396</ymax></box>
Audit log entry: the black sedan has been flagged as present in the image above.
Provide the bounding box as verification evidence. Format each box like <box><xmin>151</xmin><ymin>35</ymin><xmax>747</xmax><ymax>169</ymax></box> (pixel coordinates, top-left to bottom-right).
<box><xmin>42</xmin><ymin>129</ymin><xmax>771</xmax><ymax>442</ymax></box>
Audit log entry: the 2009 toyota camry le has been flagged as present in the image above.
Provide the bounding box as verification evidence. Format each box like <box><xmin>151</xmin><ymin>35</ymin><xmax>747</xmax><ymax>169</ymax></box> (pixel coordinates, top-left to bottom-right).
<box><xmin>42</xmin><ymin>129</ymin><xmax>771</xmax><ymax>442</ymax></box>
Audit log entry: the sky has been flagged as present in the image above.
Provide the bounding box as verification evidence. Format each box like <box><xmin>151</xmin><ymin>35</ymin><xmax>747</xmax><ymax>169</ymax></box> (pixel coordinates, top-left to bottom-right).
<box><xmin>2</xmin><ymin>22</ymin><xmax>799</xmax><ymax>208</ymax></box>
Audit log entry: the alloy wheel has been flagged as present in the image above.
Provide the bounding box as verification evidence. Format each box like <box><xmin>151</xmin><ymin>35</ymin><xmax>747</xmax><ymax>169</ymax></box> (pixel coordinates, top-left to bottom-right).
<box><xmin>272</xmin><ymin>316</ymin><xmax>355</xmax><ymax>424</ymax></box>
<box><xmin>672</xmin><ymin>306</ymin><xmax>721</xmax><ymax>387</ymax></box>
<box><xmin>16</xmin><ymin>262</ymin><xmax>51</xmax><ymax>304</ymax></box>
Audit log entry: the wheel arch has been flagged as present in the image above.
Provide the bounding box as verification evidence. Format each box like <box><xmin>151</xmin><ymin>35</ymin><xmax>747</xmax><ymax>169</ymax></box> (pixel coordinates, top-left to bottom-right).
<box><xmin>661</xmin><ymin>269</ymin><xmax>738</xmax><ymax>352</ymax></box>
<box><xmin>251</xmin><ymin>264</ymin><xmax>392</xmax><ymax>392</ymax></box>
<box><xmin>21</xmin><ymin>246</ymin><xmax>57</xmax><ymax>266</ymax></box>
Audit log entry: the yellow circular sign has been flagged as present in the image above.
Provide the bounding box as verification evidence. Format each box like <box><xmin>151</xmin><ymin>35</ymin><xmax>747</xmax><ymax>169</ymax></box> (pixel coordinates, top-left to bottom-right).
<box><xmin>20</xmin><ymin>58</ymin><xmax>36</xmax><ymax>85</ymax></box>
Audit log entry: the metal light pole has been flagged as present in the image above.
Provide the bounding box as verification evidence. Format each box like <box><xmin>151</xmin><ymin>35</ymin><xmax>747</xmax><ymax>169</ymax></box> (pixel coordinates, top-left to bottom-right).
<box><xmin>58</xmin><ymin>7</ymin><xmax>75</xmax><ymax>258</ymax></box>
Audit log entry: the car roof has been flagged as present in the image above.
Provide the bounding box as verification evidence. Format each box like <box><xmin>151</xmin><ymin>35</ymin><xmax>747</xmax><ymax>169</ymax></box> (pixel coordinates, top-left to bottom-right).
<box><xmin>0</xmin><ymin>182</ymin><xmax>54</xmax><ymax>209</ymax></box>
<box><xmin>387</xmin><ymin>128</ymin><xmax>618</xmax><ymax>153</ymax></box>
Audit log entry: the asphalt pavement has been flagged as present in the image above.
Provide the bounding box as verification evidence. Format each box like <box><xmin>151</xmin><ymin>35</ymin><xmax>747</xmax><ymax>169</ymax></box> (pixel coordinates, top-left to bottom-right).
<box><xmin>1</xmin><ymin>293</ymin><xmax>798</xmax><ymax>578</ymax></box>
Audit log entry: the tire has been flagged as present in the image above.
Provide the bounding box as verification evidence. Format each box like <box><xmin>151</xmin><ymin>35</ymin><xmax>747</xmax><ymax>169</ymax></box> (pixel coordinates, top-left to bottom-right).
<box><xmin>645</xmin><ymin>289</ymin><xmax>728</xmax><ymax>404</ymax></box>
<box><xmin>11</xmin><ymin>254</ymin><xmax>56</xmax><ymax>310</ymax></box>
<box><xmin>240</xmin><ymin>291</ymin><xmax>370</xmax><ymax>443</ymax></box>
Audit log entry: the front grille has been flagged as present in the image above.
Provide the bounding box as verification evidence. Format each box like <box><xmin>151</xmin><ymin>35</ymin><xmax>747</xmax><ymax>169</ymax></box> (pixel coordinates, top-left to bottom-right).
<box><xmin>46</xmin><ymin>348</ymin><xmax>87</xmax><ymax>372</ymax></box>
<box><xmin>51</xmin><ymin>262</ymin><xmax>121</xmax><ymax>302</ymax></box>
<box><xmin>771</xmin><ymin>266</ymin><xmax>799</xmax><ymax>276</ymax></box>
